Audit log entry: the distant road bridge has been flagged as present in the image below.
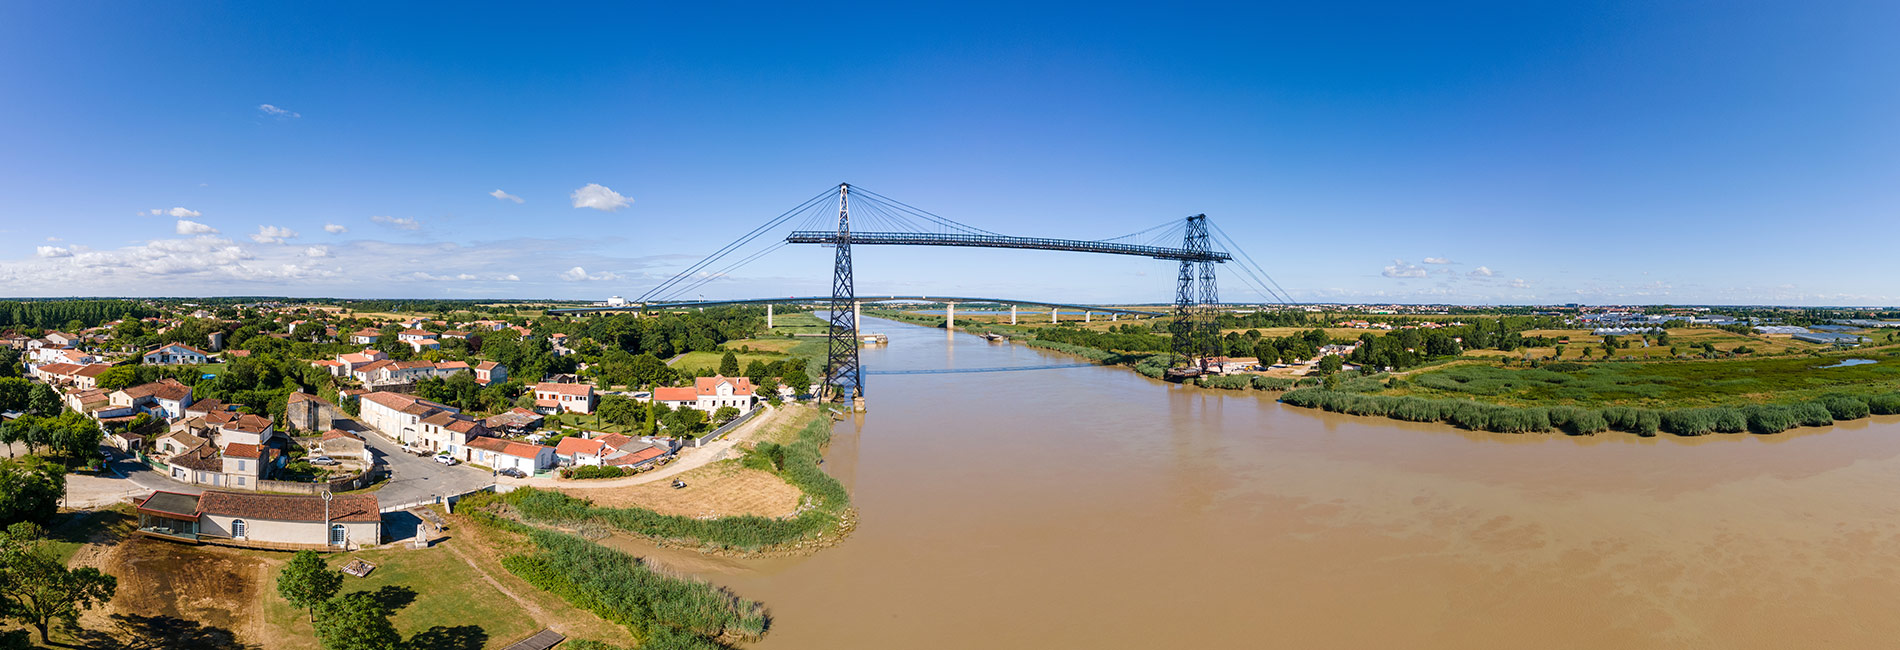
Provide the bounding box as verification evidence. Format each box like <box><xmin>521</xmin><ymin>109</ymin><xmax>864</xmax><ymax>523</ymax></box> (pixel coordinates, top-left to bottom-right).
<box><xmin>552</xmin><ymin>295</ymin><xmax>1162</xmax><ymax>326</ymax></box>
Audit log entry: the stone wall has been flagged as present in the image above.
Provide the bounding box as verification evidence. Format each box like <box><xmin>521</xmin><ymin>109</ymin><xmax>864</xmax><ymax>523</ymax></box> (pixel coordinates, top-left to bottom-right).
<box><xmin>286</xmin><ymin>393</ymin><xmax>355</xmax><ymax>433</ymax></box>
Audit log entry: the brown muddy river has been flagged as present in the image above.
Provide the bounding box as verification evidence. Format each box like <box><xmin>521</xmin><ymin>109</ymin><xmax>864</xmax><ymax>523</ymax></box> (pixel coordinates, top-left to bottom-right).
<box><xmin>633</xmin><ymin>317</ymin><xmax>1900</xmax><ymax>649</ymax></box>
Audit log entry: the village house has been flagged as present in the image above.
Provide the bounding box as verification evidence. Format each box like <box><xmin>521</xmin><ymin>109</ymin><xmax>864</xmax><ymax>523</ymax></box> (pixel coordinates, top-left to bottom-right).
<box><xmin>397</xmin><ymin>329</ymin><xmax>433</xmax><ymax>342</ymax></box>
<box><xmin>465</xmin><ymin>437</ymin><xmax>556</xmax><ymax>473</ymax></box>
<box><xmin>69</xmin><ymin>364</ymin><xmax>113</xmax><ymax>391</ymax></box>
<box><xmin>651</xmin><ymin>375</ymin><xmax>757</xmax><ymax>415</ymax></box>
<box><xmin>474</xmin><ymin>361</ymin><xmax>507</xmax><ymax>386</ymax></box>
<box><xmin>107</xmin><ymin>379</ymin><xmax>195</xmax><ymax>421</ymax></box>
<box><xmin>142</xmin><ymin>343</ymin><xmax>211</xmax><ymax>365</ymax></box>
<box><xmin>533</xmin><ymin>382</ymin><xmax>595</xmax><ymax>414</ymax></box>
<box><xmin>554</xmin><ymin>432</ymin><xmax>670</xmax><ymax>469</ymax></box>
<box><xmin>358</xmin><ymin>391</ymin><xmax>461</xmax><ymax>446</ymax></box>
<box><xmin>419</xmin><ymin>410</ymin><xmax>493</xmax><ymax>460</ymax></box>
<box><xmin>43</xmin><ymin>331</ymin><xmax>79</xmax><ymax>347</ymax></box>
<box><xmin>348</xmin><ymin>328</ymin><xmax>382</xmax><ymax>345</ymax></box>
<box><xmin>160</xmin><ymin>440</ymin><xmax>276</xmax><ymax>489</ymax></box>
<box><xmin>439</xmin><ymin>330</ymin><xmax>469</xmax><ymax>340</ymax></box>
<box><xmin>135</xmin><ymin>490</ymin><xmax>381</xmax><ymax>550</ymax></box>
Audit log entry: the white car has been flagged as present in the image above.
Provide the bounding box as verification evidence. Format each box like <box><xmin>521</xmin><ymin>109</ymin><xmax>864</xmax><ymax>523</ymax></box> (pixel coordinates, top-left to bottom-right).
<box><xmin>433</xmin><ymin>453</ymin><xmax>457</xmax><ymax>466</ymax></box>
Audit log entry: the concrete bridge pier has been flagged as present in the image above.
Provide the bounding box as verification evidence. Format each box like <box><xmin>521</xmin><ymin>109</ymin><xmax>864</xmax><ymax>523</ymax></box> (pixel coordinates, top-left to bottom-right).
<box><xmin>1010</xmin><ymin>305</ymin><xmax>1017</xmax><ymax>325</ymax></box>
<box><xmin>854</xmin><ymin>300</ymin><xmax>862</xmax><ymax>331</ymax></box>
<box><xmin>1085</xmin><ymin>311</ymin><xmax>1091</xmax><ymax>323</ymax></box>
<box><xmin>766</xmin><ymin>303</ymin><xmax>774</xmax><ymax>329</ymax></box>
<box><xmin>1051</xmin><ymin>308</ymin><xmax>1059</xmax><ymax>323</ymax></box>
<box><xmin>946</xmin><ymin>302</ymin><xmax>956</xmax><ymax>330</ymax></box>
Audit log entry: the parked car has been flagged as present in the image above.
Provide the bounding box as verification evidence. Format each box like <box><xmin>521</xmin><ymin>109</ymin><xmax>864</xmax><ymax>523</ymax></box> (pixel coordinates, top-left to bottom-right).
<box><xmin>433</xmin><ymin>453</ymin><xmax>457</xmax><ymax>466</ymax></box>
<box><xmin>310</xmin><ymin>456</ymin><xmax>338</xmax><ymax>466</ymax></box>
<box><xmin>498</xmin><ymin>467</ymin><xmax>525</xmax><ymax>478</ymax></box>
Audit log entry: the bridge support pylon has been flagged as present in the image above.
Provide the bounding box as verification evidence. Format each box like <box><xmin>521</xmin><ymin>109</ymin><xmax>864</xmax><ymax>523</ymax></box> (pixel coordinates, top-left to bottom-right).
<box><xmin>946</xmin><ymin>302</ymin><xmax>955</xmax><ymax>330</ymax></box>
<box><xmin>1167</xmin><ymin>214</ymin><xmax>1221</xmax><ymax>379</ymax></box>
<box><xmin>823</xmin><ymin>183</ymin><xmax>864</xmax><ymax>403</ymax></box>
<box><xmin>1010</xmin><ymin>305</ymin><xmax>1017</xmax><ymax>325</ymax></box>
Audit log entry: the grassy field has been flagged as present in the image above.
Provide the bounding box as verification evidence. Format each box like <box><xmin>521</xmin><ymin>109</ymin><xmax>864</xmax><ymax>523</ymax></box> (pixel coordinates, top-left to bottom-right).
<box><xmin>260</xmin><ymin>542</ymin><xmax>552</xmax><ymax>650</ymax></box>
<box><xmin>765</xmin><ymin>311</ymin><xmax>829</xmax><ymax>334</ymax></box>
<box><xmin>1518</xmin><ymin>327</ymin><xmax>1828</xmax><ymax>360</ymax></box>
<box><xmin>1392</xmin><ymin>353</ymin><xmax>1900</xmax><ymax>408</ymax></box>
<box><xmin>66</xmin><ymin>504</ymin><xmax>632</xmax><ymax>649</ymax></box>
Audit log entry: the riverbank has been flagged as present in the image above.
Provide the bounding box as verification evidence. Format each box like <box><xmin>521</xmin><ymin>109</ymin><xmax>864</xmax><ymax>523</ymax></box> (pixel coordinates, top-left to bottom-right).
<box><xmin>490</xmin><ymin>406</ymin><xmax>856</xmax><ymax>557</ymax></box>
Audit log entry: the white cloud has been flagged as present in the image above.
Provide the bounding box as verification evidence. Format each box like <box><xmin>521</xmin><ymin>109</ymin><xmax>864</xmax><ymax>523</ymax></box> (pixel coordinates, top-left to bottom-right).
<box><xmin>44</xmin><ymin>237</ymin><xmax>60</xmax><ymax>242</ymax></box>
<box><xmin>560</xmin><ymin>266</ymin><xmax>621</xmax><ymax>281</ymax></box>
<box><xmin>371</xmin><ymin>215</ymin><xmax>421</xmax><ymax>230</ymax></box>
<box><xmin>258</xmin><ymin>104</ymin><xmax>300</xmax><ymax>118</ymax></box>
<box><xmin>1381</xmin><ymin>259</ymin><xmax>1427</xmax><ymax>279</ymax></box>
<box><xmin>490</xmin><ymin>189</ymin><xmax>524</xmax><ymax>204</ymax></box>
<box><xmin>1423</xmin><ymin>257</ymin><xmax>1455</xmax><ymax>265</ymax></box>
<box><xmin>1510</xmin><ymin>278</ymin><xmax>1531</xmax><ymax>289</ymax></box>
<box><xmin>250</xmin><ymin>225</ymin><xmax>299</xmax><ymax>244</ymax></box>
<box><xmin>410</xmin><ymin>271</ymin><xmax>479</xmax><ymax>282</ymax></box>
<box><xmin>570</xmin><ymin>184</ymin><xmax>631</xmax><ymax>212</ymax></box>
<box><xmin>323</xmin><ymin>223</ymin><xmax>348</xmax><ymax>234</ymax></box>
<box><xmin>148</xmin><ymin>207</ymin><xmax>200</xmax><ymax>218</ymax></box>
<box><xmin>175</xmin><ymin>219</ymin><xmax>218</xmax><ymax>235</ymax></box>
<box><xmin>304</xmin><ymin>246</ymin><xmax>330</xmax><ymax>258</ymax></box>
<box><xmin>35</xmin><ymin>246</ymin><xmax>71</xmax><ymax>258</ymax></box>
<box><xmin>1469</xmin><ymin>266</ymin><xmax>1495</xmax><ymax>278</ymax></box>
<box><xmin>501</xmin><ymin>274</ymin><xmax>520</xmax><ymax>281</ymax></box>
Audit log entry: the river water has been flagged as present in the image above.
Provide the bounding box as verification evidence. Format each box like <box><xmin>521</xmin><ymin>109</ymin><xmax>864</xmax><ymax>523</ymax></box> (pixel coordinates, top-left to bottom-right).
<box><xmin>634</xmin><ymin>317</ymin><xmax>1900</xmax><ymax>649</ymax></box>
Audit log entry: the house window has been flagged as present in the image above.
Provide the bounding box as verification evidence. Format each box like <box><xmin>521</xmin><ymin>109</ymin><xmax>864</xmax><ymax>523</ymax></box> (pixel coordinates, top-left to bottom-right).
<box><xmin>330</xmin><ymin>524</ymin><xmax>347</xmax><ymax>547</ymax></box>
<box><xmin>231</xmin><ymin>519</ymin><xmax>247</xmax><ymax>538</ymax></box>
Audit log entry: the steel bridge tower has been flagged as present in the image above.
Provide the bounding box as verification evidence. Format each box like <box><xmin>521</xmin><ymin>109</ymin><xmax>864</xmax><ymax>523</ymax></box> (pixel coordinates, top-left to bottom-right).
<box><xmin>1168</xmin><ymin>214</ymin><xmax>1221</xmax><ymax>374</ymax></box>
<box><xmin>823</xmin><ymin>183</ymin><xmax>864</xmax><ymax>406</ymax></box>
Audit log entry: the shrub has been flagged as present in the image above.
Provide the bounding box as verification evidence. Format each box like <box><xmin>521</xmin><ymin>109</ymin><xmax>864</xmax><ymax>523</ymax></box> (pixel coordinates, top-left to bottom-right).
<box><xmin>1546</xmin><ymin>406</ymin><xmax>1608</xmax><ymax>436</ymax></box>
<box><xmin>1197</xmin><ymin>375</ymin><xmax>1252</xmax><ymax>390</ymax></box>
<box><xmin>1250</xmin><ymin>376</ymin><xmax>1295</xmax><ymax>391</ymax></box>
<box><xmin>1867</xmin><ymin>393</ymin><xmax>1900</xmax><ymax>415</ymax></box>
<box><xmin>1745</xmin><ymin>405</ymin><xmax>1798</xmax><ymax>434</ymax></box>
<box><xmin>1792</xmin><ymin>402</ymin><xmax>1835</xmax><ymax>427</ymax></box>
<box><xmin>1821</xmin><ymin>395</ymin><xmax>1871</xmax><ymax>420</ymax></box>
<box><xmin>560</xmin><ymin>465</ymin><xmax>632</xmax><ymax>480</ymax></box>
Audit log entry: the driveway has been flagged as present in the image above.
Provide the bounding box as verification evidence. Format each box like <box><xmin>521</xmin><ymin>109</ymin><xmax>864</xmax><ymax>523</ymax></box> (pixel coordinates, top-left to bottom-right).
<box><xmin>356</xmin><ymin>427</ymin><xmax>496</xmax><ymax>509</ymax></box>
<box><xmin>66</xmin><ymin>453</ymin><xmax>203</xmax><ymax>508</ymax></box>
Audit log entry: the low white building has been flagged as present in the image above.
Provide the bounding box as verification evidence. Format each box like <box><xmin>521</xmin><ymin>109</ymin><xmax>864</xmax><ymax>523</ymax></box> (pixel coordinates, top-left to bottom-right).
<box><xmin>466</xmin><ymin>437</ymin><xmax>556</xmax><ymax>473</ymax></box>
<box><xmin>650</xmin><ymin>375</ymin><xmax>758</xmax><ymax>415</ymax></box>
<box><xmin>136</xmin><ymin>490</ymin><xmax>381</xmax><ymax>551</ymax></box>
<box><xmin>142</xmin><ymin>343</ymin><xmax>211</xmax><ymax>365</ymax></box>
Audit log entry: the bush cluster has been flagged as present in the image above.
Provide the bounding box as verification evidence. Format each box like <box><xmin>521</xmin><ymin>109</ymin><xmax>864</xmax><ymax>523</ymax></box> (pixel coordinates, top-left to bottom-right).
<box><xmin>559</xmin><ymin>465</ymin><xmax>634</xmax><ymax>480</ymax></box>
<box><xmin>501</xmin><ymin>528</ymin><xmax>766</xmax><ymax>649</ymax></box>
<box><xmin>1279</xmin><ymin>389</ymin><xmax>1900</xmax><ymax>437</ymax></box>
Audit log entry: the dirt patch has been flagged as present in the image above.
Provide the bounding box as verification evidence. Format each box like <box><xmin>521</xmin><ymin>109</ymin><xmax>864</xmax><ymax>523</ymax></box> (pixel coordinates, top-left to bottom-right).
<box><xmin>558</xmin><ymin>461</ymin><xmax>802</xmax><ymax>518</ymax></box>
<box><xmin>78</xmin><ymin>538</ymin><xmax>277</xmax><ymax>644</ymax></box>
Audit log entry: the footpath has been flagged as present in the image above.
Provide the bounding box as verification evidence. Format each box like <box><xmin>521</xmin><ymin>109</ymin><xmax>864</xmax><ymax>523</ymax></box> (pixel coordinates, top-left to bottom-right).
<box><xmin>498</xmin><ymin>404</ymin><xmax>792</xmax><ymax>490</ymax></box>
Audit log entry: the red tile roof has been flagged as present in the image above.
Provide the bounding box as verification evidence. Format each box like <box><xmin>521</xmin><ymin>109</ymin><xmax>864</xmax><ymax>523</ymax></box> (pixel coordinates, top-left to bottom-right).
<box><xmin>653</xmin><ymin>387</ymin><xmax>697</xmax><ymax>402</ymax></box>
<box><xmin>197</xmin><ymin>490</ymin><xmax>380</xmax><ymax>523</ymax></box>
<box><xmin>554</xmin><ymin>437</ymin><xmax>605</xmax><ymax>457</ymax></box>
<box><xmin>221</xmin><ymin>443</ymin><xmax>263</xmax><ymax>459</ymax></box>
<box><xmin>534</xmin><ymin>382</ymin><xmax>592</xmax><ymax>397</ymax></box>
<box><xmin>468</xmin><ymin>437</ymin><xmax>549</xmax><ymax>459</ymax></box>
<box><xmin>606</xmin><ymin>444</ymin><xmax>666</xmax><ymax>467</ymax></box>
<box><xmin>694</xmin><ymin>375</ymin><xmax>754</xmax><ymax>397</ymax></box>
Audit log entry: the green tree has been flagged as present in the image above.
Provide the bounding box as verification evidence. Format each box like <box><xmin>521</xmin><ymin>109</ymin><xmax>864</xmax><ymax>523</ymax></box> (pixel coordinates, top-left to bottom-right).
<box><xmin>0</xmin><ymin>522</ymin><xmax>117</xmax><ymax>644</ymax></box>
<box><xmin>712</xmin><ymin>405</ymin><xmax>740</xmax><ymax>424</ymax></box>
<box><xmin>0</xmin><ymin>457</ymin><xmax>64</xmax><ymax>526</ymax></box>
<box><xmin>313</xmin><ymin>591</ymin><xmax>400</xmax><ymax>650</ymax></box>
<box><xmin>95</xmin><ymin>367</ymin><xmax>140</xmax><ymax>392</ymax></box>
<box><xmin>0</xmin><ymin>349</ymin><xmax>19</xmax><ymax>379</ymax></box>
<box><xmin>1316</xmin><ymin>355</ymin><xmax>1344</xmax><ymax>375</ymax></box>
<box><xmin>718</xmin><ymin>351</ymin><xmax>740</xmax><ymax>377</ymax></box>
<box><xmin>275</xmin><ymin>550</ymin><xmax>343</xmax><ymax>624</ymax></box>
<box><xmin>25</xmin><ymin>384</ymin><xmax>60</xmax><ymax>417</ymax></box>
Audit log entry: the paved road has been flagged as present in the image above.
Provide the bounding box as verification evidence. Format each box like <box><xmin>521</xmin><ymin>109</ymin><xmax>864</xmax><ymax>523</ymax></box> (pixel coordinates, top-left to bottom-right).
<box><xmin>355</xmin><ymin>426</ymin><xmax>496</xmax><ymax>509</ymax></box>
<box><xmin>498</xmin><ymin>404</ymin><xmax>785</xmax><ymax>490</ymax></box>
<box><xmin>65</xmin><ymin>453</ymin><xmax>203</xmax><ymax>508</ymax></box>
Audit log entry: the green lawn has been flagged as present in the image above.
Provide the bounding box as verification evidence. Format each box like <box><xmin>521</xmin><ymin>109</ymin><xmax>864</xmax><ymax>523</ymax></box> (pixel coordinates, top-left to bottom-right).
<box><xmin>1394</xmin><ymin>353</ymin><xmax>1900</xmax><ymax>408</ymax></box>
<box><xmin>262</xmin><ymin>544</ymin><xmax>546</xmax><ymax>650</ymax></box>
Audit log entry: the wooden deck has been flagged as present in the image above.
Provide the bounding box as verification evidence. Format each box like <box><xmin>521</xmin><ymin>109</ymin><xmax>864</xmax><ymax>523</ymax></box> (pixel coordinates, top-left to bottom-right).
<box><xmin>500</xmin><ymin>629</ymin><xmax>564</xmax><ymax>650</ymax></box>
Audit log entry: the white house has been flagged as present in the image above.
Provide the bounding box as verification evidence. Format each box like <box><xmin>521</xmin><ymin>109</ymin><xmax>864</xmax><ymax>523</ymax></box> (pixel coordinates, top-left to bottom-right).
<box><xmin>349</xmin><ymin>328</ymin><xmax>382</xmax><ymax>345</ymax></box>
<box><xmin>358</xmin><ymin>391</ymin><xmax>460</xmax><ymax>446</ymax></box>
<box><xmin>109</xmin><ymin>379</ymin><xmax>195</xmax><ymax>421</ymax></box>
<box><xmin>136</xmin><ymin>490</ymin><xmax>381</xmax><ymax>551</ymax></box>
<box><xmin>652</xmin><ymin>375</ymin><xmax>757</xmax><ymax>415</ymax></box>
<box><xmin>466</xmin><ymin>437</ymin><xmax>556</xmax><ymax>473</ymax></box>
<box><xmin>474</xmin><ymin>361</ymin><xmax>507</xmax><ymax>386</ymax></box>
<box><xmin>532</xmin><ymin>382</ymin><xmax>595</xmax><ymax>414</ymax></box>
<box><xmin>143</xmin><ymin>343</ymin><xmax>211</xmax><ymax>366</ymax></box>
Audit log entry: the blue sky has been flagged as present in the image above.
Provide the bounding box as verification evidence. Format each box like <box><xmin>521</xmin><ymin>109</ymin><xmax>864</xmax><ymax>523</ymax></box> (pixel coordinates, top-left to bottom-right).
<box><xmin>1</xmin><ymin>2</ymin><xmax>1896</xmax><ymax>305</ymax></box>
